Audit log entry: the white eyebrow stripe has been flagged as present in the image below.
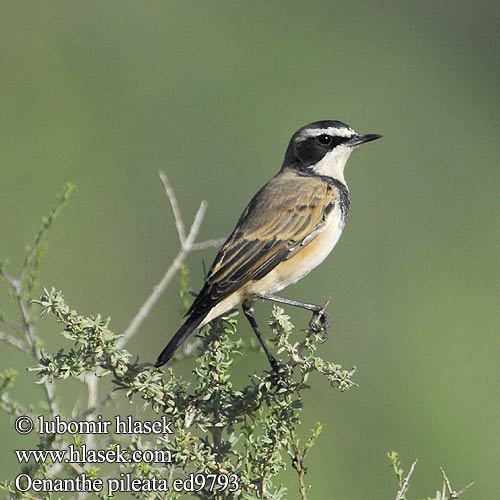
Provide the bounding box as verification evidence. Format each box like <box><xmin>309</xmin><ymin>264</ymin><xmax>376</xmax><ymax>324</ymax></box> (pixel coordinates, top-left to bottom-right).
<box><xmin>297</xmin><ymin>126</ymin><xmax>355</xmax><ymax>141</ymax></box>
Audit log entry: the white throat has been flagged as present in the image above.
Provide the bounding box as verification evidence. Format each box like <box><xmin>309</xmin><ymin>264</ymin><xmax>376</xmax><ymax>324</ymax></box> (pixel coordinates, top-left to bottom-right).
<box><xmin>310</xmin><ymin>145</ymin><xmax>352</xmax><ymax>186</ymax></box>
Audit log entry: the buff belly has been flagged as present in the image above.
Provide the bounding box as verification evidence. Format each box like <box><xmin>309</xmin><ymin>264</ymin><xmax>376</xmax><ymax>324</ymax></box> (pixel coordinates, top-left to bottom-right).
<box><xmin>200</xmin><ymin>206</ymin><xmax>344</xmax><ymax>327</ymax></box>
<box><xmin>249</xmin><ymin>205</ymin><xmax>344</xmax><ymax>295</ymax></box>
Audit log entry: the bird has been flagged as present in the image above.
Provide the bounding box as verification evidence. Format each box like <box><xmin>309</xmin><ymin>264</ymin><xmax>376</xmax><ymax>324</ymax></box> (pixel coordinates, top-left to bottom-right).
<box><xmin>155</xmin><ymin>120</ymin><xmax>381</xmax><ymax>369</ymax></box>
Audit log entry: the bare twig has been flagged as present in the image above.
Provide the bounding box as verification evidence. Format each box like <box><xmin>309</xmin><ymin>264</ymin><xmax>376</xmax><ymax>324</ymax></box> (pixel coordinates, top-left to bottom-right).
<box><xmin>15</xmin><ymin>283</ymin><xmax>59</xmax><ymax>417</ymax></box>
<box><xmin>0</xmin><ymin>330</ymin><xmax>27</xmax><ymax>352</ymax></box>
<box><xmin>395</xmin><ymin>459</ymin><xmax>417</xmax><ymax>500</ymax></box>
<box><xmin>440</xmin><ymin>468</ymin><xmax>474</xmax><ymax>499</ymax></box>
<box><xmin>190</xmin><ymin>238</ymin><xmax>226</xmax><ymax>251</ymax></box>
<box><xmin>0</xmin><ymin>267</ymin><xmax>19</xmax><ymax>289</ymax></box>
<box><xmin>47</xmin><ymin>454</ymin><xmax>85</xmax><ymax>478</ymax></box>
<box><xmin>1</xmin><ymin>318</ymin><xmax>26</xmax><ymax>335</ymax></box>
<box><xmin>118</xmin><ymin>173</ymin><xmax>223</xmax><ymax>349</ymax></box>
<box><xmin>455</xmin><ymin>482</ymin><xmax>475</xmax><ymax>498</ymax></box>
<box><xmin>159</xmin><ymin>171</ymin><xmax>187</xmax><ymax>245</ymax></box>
<box><xmin>86</xmin><ymin>374</ymin><xmax>98</xmax><ymax>409</ymax></box>
<box><xmin>119</xmin><ymin>201</ymin><xmax>207</xmax><ymax>347</ymax></box>
<box><xmin>84</xmin><ymin>373</ymin><xmax>98</xmax><ymax>449</ymax></box>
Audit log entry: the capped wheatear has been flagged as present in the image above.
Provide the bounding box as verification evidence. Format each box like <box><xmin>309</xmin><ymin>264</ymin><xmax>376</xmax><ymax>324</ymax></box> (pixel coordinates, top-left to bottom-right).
<box><xmin>155</xmin><ymin>120</ymin><xmax>381</xmax><ymax>369</ymax></box>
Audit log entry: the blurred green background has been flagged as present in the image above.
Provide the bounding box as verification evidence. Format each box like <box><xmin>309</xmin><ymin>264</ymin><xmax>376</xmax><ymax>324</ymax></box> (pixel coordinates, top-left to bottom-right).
<box><xmin>1</xmin><ymin>1</ymin><xmax>499</xmax><ymax>498</ymax></box>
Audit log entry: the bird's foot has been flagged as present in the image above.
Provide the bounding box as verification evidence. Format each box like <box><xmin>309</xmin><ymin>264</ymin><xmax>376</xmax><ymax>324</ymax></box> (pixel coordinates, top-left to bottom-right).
<box><xmin>308</xmin><ymin>300</ymin><xmax>331</xmax><ymax>342</ymax></box>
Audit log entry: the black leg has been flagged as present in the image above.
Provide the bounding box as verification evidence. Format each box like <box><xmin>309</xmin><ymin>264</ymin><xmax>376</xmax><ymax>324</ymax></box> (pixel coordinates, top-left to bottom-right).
<box><xmin>258</xmin><ymin>293</ymin><xmax>330</xmax><ymax>339</ymax></box>
<box><xmin>242</xmin><ymin>300</ymin><xmax>278</xmax><ymax>371</ymax></box>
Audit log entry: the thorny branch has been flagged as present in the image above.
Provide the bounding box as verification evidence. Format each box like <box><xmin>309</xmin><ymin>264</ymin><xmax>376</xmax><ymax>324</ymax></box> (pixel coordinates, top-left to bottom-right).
<box><xmin>0</xmin><ymin>174</ymin><xmax>223</xmax><ymax>452</ymax></box>
<box><xmin>0</xmin><ymin>174</ymin><xmax>229</xmax><ymax>498</ymax></box>
<box><xmin>1</xmin><ymin>178</ymin><xmax>473</xmax><ymax>500</ymax></box>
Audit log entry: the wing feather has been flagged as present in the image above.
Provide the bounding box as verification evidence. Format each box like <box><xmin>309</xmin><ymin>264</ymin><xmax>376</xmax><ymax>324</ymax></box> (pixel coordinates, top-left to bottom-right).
<box><xmin>186</xmin><ymin>172</ymin><xmax>337</xmax><ymax>316</ymax></box>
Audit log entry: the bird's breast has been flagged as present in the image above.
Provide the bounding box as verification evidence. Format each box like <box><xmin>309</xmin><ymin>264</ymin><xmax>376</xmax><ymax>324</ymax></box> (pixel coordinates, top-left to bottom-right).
<box><xmin>248</xmin><ymin>202</ymin><xmax>345</xmax><ymax>296</ymax></box>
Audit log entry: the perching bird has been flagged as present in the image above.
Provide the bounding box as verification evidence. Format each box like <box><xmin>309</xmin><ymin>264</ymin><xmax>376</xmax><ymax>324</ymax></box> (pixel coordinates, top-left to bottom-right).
<box><xmin>155</xmin><ymin>120</ymin><xmax>381</xmax><ymax>369</ymax></box>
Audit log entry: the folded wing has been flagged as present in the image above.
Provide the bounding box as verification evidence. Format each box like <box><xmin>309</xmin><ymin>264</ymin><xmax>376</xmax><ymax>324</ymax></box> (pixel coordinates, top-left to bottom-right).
<box><xmin>186</xmin><ymin>173</ymin><xmax>337</xmax><ymax>317</ymax></box>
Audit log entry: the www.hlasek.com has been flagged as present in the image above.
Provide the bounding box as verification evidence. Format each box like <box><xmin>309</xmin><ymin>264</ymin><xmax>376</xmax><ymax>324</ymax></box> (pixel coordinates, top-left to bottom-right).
<box><xmin>13</xmin><ymin>414</ymin><xmax>240</xmax><ymax>496</ymax></box>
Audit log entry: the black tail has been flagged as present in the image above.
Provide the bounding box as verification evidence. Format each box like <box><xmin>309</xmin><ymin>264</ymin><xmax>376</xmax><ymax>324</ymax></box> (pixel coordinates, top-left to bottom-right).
<box><xmin>154</xmin><ymin>313</ymin><xmax>206</xmax><ymax>367</ymax></box>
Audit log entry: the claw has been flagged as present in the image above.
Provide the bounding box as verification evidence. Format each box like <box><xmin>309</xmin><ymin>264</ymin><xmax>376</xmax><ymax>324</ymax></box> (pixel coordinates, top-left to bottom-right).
<box><xmin>308</xmin><ymin>301</ymin><xmax>331</xmax><ymax>342</ymax></box>
<box><xmin>318</xmin><ymin>325</ymin><xmax>330</xmax><ymax>343</ymax></box>
<box><xmin>309</xmin><ymin>310</ymin><xmax>329</xmax><ymax>330</ymax></box>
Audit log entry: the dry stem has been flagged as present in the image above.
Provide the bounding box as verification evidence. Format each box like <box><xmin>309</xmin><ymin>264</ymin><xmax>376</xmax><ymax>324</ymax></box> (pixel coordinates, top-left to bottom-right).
<box><xmin>117</xmin><ymin>171</ymin><xmax>224</xmax><ymax>349</ymax></box>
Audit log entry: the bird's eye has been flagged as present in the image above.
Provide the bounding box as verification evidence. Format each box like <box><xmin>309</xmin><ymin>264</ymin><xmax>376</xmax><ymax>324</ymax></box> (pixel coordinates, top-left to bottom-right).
<box><xmin>318</xmin><ymin>134</ymin><xmax>332</xmax><ymax>146</ymax></box>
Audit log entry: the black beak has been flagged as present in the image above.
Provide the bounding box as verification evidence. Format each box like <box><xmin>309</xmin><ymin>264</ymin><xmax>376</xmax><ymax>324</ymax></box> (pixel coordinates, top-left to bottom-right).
<box><xmin>347</xmin><ymin>133</ymin><xmax>383</xmax><ymax>147</ymax></box>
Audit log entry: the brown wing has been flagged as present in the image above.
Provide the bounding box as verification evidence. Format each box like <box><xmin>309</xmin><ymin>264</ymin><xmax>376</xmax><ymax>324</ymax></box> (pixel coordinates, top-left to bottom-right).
<box><xmin>186</xmin><ymin>171</ymin><xmax>337</xmax><ymax>316</ymax></box>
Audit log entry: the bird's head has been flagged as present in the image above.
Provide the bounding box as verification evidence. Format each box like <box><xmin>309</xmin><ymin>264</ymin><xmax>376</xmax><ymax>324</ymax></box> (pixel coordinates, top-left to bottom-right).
<box><xmin>283</xmin><ymin>120</ymin><xmax>381</xmax><ymax>185</ymax></box>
